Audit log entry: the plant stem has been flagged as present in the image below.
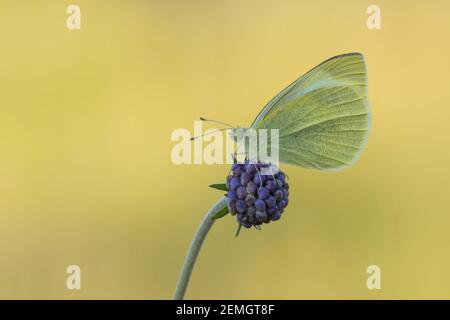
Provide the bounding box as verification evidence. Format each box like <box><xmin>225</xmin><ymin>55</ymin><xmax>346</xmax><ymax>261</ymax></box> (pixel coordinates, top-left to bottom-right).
<box><xmin>173</xmin><ymin>196</ymin><xmax>228</xmax><ymax>300</ymax></box>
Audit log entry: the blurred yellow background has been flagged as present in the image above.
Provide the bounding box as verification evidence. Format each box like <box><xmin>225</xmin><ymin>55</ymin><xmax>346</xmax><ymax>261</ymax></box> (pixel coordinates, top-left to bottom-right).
<box><xmin>1</xmin><ymin>0</ymin><xmax>450</xmax><ymax>299</ymax></box>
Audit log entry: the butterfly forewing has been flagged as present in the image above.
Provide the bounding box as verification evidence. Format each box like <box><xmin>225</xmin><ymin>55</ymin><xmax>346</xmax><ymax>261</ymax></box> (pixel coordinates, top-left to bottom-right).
<box><xmin>253</xmin><ymin>53</ymin><xmax>370</xmax><ymax>170</ymax></box>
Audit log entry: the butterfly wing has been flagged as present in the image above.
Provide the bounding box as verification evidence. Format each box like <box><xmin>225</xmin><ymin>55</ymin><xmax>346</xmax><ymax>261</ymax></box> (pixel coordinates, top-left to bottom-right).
<box><xmin>252</xmin><ymin>52</ymin><xmax>371</xmax><ymax>170</ymax></box>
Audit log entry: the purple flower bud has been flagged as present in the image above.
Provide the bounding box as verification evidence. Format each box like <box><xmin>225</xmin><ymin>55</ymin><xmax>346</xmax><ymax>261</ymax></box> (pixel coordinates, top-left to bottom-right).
<box><xmin>245</xmin><ymin>165</ymin><xmax>256</xmax><ymax>175</ymax></box>
<box><xmin>227</xmin><ymin>191</ymin><xmax>237</xmax><ymax>202</ymax></box>
<box><xmin>236</xmin><ymin>186</ymin><xmax>247</xmax><ymax>199</ymax></box>
<box><xmin>245</xmin><ymin>194</ymin><xmax>255</xmax><ymax>206</ymax></box>
<box><xmin>247</xmin><ymin>206</ymin><xmax>256</xmax><ymax>217</ymax></box>
<box><xmin>267</xmin><ymin>206</ymin><xmax>277</xmax><ymax>217</ymax></box>
<box><xmin>253</xmin><ymin>173</ymin><xmax>262</xmax><ymax>185</ymax></box>
<box><xmin>229</xmin><ymin>177</ymin><xmax>241</xmax><ymax>191</ymax></box>
<box><xmin>232</xmin><ymin>163</ymin><xmax>243</xmax><ymax>174</ymax></box>
<box><xmin>275</xmin><ymin>179</ymin><xmax>283</xmax><ymax>189</ymax></box>
<box><xmin>240</xmin><ymin>220</ymin><xmax>252</xmax><ymax>228</ymax></box>
<box><xmin>274</xmin><ymin>190</ymin><xmax>283</xmax><ymax>201</ymax></box>
<box><xmin>240</xmin><ymin>172</ymin><xmax>251</xmax><ymax>186</ymax></box>
<box><xmin>271</xmin><ymin>212</ymin><xmax>281</xmax><ymax>221</ymax></box>
<box><xmin>228</xmin><ymin>202</ymin><xmax>237</xmax><ymax>214</ymax></box>
<box><xmin>226</xmin><ymin>176</ymin><xmax>232</xmax><ymax>189</ymax></box>
<box><xmin>256</xmin><ymin>210</ymin><xmax>268</xmax><ymax>223</ymax></box>
<box><xmin>265</xmin><ymin>196</ymin><xmax>276</xmax><ymax>208</ymax></box>
<box><xmin>257</xmin><ymin>187</ymin><xmax>270</xmax><ymax>200</ymax></box>
<box><xmin>265</xmin><ymin>180</ymin><xmax>275</xmax><ymax>192</ymax></box>
<box><xmin>236</xmin><ymin>200</ymin><xmax>247</xmax><ymax>214</ymax></box>
<box><xmin>246</xmin><ymin>181</ymin><xmax>257</xmax><ymax>195</ymax></box>
<box><xmin>255</xmin><ymin>199</ymin><xmax>266</xmax><ymax>212</ymax></box>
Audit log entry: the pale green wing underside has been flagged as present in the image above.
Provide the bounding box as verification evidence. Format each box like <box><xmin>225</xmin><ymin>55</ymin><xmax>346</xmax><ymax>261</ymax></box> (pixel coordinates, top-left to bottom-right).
<box><xmin>252</xmin><ymin>53</ymin><xmax>371</xmax><ymax>170</ymax></box>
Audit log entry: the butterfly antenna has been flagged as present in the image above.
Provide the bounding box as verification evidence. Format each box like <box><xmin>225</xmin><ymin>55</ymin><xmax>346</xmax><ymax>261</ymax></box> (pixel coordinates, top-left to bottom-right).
<box><xmin>199</xmin><ymin>117</ymin><xmax>234</xmax><ymax>128</ymax></box>
<box><xmin>190</xmin><ymin>128</ymin><xmax>229</xmax><ymax>141</ymax></box>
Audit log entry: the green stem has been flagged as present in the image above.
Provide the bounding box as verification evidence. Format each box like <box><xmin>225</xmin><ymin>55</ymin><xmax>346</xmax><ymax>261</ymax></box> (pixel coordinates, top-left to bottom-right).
<box><xmin>173</xmin><ymin>196</ymin><xmax>228</xmax><ymax>300</ymax></box>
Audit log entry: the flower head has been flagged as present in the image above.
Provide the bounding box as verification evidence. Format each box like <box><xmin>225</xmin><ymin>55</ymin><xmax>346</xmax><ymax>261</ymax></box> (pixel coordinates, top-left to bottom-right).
<box><xmin>225</xmin><ymin>161</ymin><xmax>289</xmax><ymax>229</ymax></box>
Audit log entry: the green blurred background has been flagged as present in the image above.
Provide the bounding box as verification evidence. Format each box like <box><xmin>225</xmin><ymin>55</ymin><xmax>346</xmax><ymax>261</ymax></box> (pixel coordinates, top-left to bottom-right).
<box><xmin>1</xmin><ymin>0</ymin><xmax>450</xmax><ymax>299</ymax></box>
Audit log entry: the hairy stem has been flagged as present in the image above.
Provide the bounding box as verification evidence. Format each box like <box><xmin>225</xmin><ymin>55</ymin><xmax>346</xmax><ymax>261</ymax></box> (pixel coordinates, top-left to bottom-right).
<box><xmin>173</xmin><ymin>196</ymin><xmax>228</xmax><ymax>300</ymax></box>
